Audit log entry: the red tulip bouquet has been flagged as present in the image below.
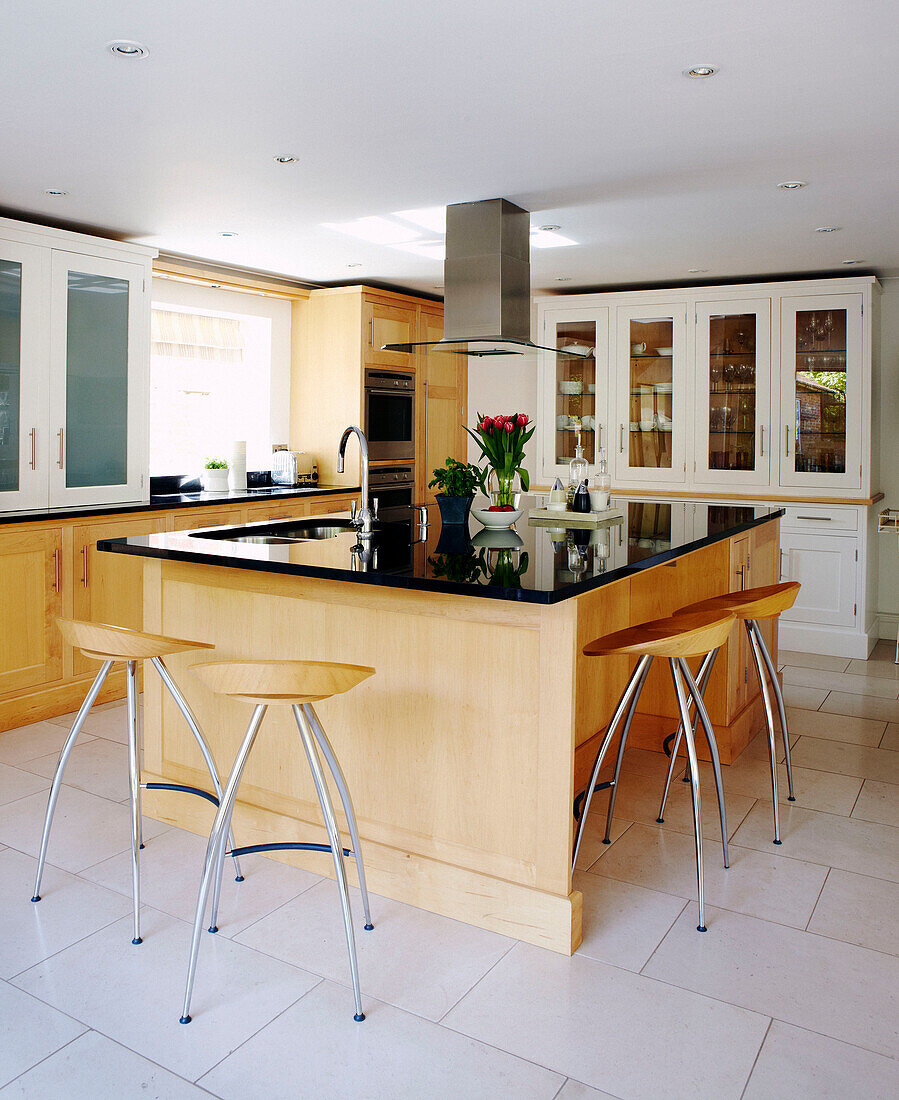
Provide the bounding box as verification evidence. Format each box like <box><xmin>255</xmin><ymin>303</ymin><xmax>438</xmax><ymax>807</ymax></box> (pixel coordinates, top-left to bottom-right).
<box><xmin>466</xmin><ymin>413</ymin><xmax>535</xmax><ymax>509</ymax></box>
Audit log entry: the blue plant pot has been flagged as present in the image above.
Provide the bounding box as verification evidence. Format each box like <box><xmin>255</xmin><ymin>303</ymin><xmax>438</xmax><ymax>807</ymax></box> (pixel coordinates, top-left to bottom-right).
<box><xmin>436</xmin><ymin>494</ymin><xmax>474</xmax><ymax>526</ymax></box>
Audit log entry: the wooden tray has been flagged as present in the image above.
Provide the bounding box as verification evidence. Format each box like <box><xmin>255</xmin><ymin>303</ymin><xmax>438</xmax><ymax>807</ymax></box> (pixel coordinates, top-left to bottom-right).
<box><xmin>528</xmin><ymin>508</ymin><xmax>624</xmax><ymax>529</ymax></box>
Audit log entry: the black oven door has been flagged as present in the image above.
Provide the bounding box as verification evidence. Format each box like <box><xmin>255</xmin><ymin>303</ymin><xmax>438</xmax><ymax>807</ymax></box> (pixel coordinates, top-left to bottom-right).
<box><xmin>364</xmin><ymin>371</ymin><xmax>415</xmax><ymax>461</ymax></box>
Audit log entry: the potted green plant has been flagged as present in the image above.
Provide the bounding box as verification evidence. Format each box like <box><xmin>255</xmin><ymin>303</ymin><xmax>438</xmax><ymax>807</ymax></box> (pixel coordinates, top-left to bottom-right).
<box><xmin>428</xmin><ymin>457</ymin><xmax>481</xmax><ymax>525</ymax></box>
<box><xmin>202</xmin><ymin>457</ymin><xmax>230</xmax><ymax>493</ymax></box>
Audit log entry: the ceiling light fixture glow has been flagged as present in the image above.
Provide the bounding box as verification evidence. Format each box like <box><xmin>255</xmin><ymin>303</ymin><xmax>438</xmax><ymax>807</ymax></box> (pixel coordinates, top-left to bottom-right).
<box><xmin>815</xmin><ymin>225</ymin><xmax>842</xmax><ymax>233</ymax></box>
<box><xmin>43</xmin><ymin>189</ymin><xmax>68</xmax><ymax>196</ymax></box>
<box><xmin>273</xmin><ymin>155</ymin><xmax>299</xmax><ymax>164</ymax></box>
<box><xmin>393</xmin><ymin>207</ymin><xmax>446</xmax><ymax>234</ymax></box>
<box><xmin>777</xmin><ymin>180</ymin><xmax>807</xmax><ymax>190</ymax></box>
<box><xmin>684</xmin><ymin>66</ymin><xmax>717</xmax><ymax>78</ymax></box>
<box><xmin>841</xmin><ymin>259</ymin><xmax>865</xmax><ymax>265</ymax></box>
<box><xmin>346</xmin><ymin>262</ymin><xmax>362</xmax><ymax>268</ymax></box>
<box><xmin>324</xmin><ymin>216</ymin><xmax>422</xmax><ymax>245</ymax></box>
<box><xmin>218</xmin><ymin>231</ymin><xmax>239</xmax><ymax>238</ymax></box>
<box><xmin>107</xmin><ymin>39</ymin><xmax>149</xmax><ymax>58</ymax></box>
<box><xmin>688</xmin><ymin>268</ymin><xmax>708</xmax><ymax>273</ymax></box>
<box><xmin>556</xmin><ymin>277</ymin><xmax>572</xmax><ymax>282</ymax></box>
<box><xmin>538</xmin><ymin>224</ymin><xmax>561</xmax><ymax>232</ymax></box>
<box><xmin>531</xmin><ymin>229</ymin><xmax>577</xmax><ymax>249</ymax></box>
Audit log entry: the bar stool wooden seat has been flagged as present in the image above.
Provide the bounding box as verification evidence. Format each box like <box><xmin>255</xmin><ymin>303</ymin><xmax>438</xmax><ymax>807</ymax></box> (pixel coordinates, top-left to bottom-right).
<box><xmin>660</xmin><ymin>581</ymin><xmax>802</xmax><ymax>845</ymax></box>
<box><xmin>179</xmin><ymin>659</ymin><xmax>376</xmax><ymax>1026</ymax></box>
<box><xmin>31</xmin><ymin>620</ymin><xmax>242</xmax><ymax>947</ymax></box>
<box><xmin>573</xmin><ymin>610</ymin><xmax>736</xmax><ymax>932</ymax></box>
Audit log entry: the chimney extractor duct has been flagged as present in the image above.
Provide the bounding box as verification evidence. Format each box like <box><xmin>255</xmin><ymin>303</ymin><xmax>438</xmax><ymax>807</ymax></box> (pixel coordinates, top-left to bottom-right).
<box><xmin>382</xmin><ymin>198</ymin><xmax>588</xmax><ymax>359</ymax></box>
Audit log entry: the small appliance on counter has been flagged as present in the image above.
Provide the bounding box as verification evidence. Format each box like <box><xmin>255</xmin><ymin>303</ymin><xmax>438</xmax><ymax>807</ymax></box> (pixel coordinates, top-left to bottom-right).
<box><xmin>270</xmin><ymin>445</ymin><xmax>318</xmax><ymax>487</ymax></box>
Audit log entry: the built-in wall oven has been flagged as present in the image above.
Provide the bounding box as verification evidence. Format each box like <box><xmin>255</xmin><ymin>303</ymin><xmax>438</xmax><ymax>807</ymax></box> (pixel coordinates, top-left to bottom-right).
<box><xmin>369</xmin><ymin>465</ymin><xmax>415</xmax><ymax>522</ymax></box>
<box><xmin>364</xmin><ymin>368</ymin><xmax>415</xmax><ymax>462</ymax></box>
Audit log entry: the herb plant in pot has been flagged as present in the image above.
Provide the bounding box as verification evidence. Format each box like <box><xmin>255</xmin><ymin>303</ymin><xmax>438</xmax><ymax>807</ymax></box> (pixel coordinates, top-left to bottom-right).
<box><xmin>428</xmin><ymin>457</ymin><xmax>480</xmax><ymax>525</ymax></box>
<box><xmin>202</xmin><ymin>457</ymin><xmax>230</xmax><ymax>493</ymax></box>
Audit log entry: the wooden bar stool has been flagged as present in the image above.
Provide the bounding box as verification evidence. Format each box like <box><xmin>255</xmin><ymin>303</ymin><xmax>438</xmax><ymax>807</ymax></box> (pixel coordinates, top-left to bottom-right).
<box><xmin>179</xmin><ymin>659</ymin><xmax>376</xmax><ymax>1026</ymax></box>
<box><xmin>572</xmin><ymin>610</ymin><xmax>736</xmax><ymax>932</ymax></box>
<box><xmin>660</xmin><ymin>581</ymin><xmax>802</xmax><ymax>844</ymax></box>
<box><xmin>32</xmin><ymin>620</ymin><xmax>242</xmax><ymax>947</ymax></box>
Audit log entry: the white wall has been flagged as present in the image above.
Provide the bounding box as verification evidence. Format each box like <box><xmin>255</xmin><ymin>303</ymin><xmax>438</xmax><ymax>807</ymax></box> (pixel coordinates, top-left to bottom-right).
<box><xmin>876</xmin><ymin>277</ymin><xmax>899</xmax><ymax>637</ymax></box>
<box><xmin>466</xmin><ymin>356</ymin><xmax>539</xmax><ymax>484</ymax></box>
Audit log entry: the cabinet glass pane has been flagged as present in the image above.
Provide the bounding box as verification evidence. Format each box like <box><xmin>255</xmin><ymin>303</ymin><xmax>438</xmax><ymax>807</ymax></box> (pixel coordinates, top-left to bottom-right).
<box><xmin>628</xmin><ymin>318</ymin><xmax>672</xmax><ymax>469</ymax></box>
<box><xmin>0</xmin><ymin>261</ymin><xmax>23</xmax><ymax>493</ymax></box>
<box><xmin>708</xmin><ymin>312</ymin><xmax>757</xmax><ymax>472</ymax></box>
<box><xmin>793</xmin><ymin>308</ymin><xmax>846</xmax><ymax>474</ymax></box>
<box><xmin>626</xmin><ymin>501</ymin><xmax>671</xmax><ymax>563</ymax></box>
<box><xmin>65</xmin><ymin>270</ymin><xmax>129</xmax><ymax>487</ymax></box>
<box><xmin>555</xmin><ymin>321</ymin><xmax>597</xmax><ymax>464</ymax></box>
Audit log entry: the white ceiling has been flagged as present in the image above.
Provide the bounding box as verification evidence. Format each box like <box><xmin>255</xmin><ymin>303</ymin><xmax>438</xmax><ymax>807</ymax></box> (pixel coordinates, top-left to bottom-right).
<box><xmin>1</xmin><ymin>0</ymin><xmax>896</xmax><ymax>294</ymax></box>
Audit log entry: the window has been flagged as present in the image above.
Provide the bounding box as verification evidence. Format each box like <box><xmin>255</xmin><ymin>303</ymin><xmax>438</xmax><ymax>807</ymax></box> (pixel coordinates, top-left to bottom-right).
<box><xmin>149</xmin><ymin>279</ymin><xmax>291</xmax><ymax>476</ymax></box>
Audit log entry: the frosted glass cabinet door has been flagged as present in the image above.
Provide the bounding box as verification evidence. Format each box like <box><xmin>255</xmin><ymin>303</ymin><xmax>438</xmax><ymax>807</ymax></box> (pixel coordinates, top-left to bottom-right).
<box><xmin>48</xmin><ymin>252</ymin><xmax>147</xmax><ymax>506</ymax></box>
<box><xmin>0</xmin><ymin>241</ymin><xmax>48</xmax><ymax>510</ymax></box>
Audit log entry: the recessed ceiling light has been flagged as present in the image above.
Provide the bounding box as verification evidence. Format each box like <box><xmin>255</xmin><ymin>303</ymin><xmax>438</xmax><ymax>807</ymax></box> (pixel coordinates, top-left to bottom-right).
<box><xmin>43</xmin><ymin>189</ymin><xmax>68</xmax><ymax>196</ymax></box>
<box><xmin>538</xmin><ymin>224</ymin><xmax>561</xmax><ymax>233</ymax></box>
<box><xmin>841</xmin><ymin>259</ymin><xmax>865</xmax><ymax>265</ymax></box>
<box><xmin>346</xmin><ymin>262</ymin><xmax>362</xmax><ymax>268</ymax></box>
<box><xmin>684</xmin><ymin>66</ymin><xmax>717</xmax><ymax>78</ymax></box>
<box><xmin>273</xmin><ymin>155</ymin><xmax>299</xmax><ymax>164</ymax></box>
<box><xmin>107</xmin><ymin>39</ymin><xmax>149</xmax><ymax>58</ymax></box>
<box><xmin>688</xmin><ymin>268</ymin><xmax>708</xmax><ymax>273</ymax></box>
<box><xmin>556</xmin><ymin>277</ymin><xmax>572</xmax><ymax>282</ymax></box>
<box><xmin>218</xmin><ymin>231</ymin><xmax>239</xmax><ymax>238</ymax></box>
<box><xmin>815</xmin><ymin>226</ymin><xmax>842</xmax><ymax>233</ymax></box>
<box><xmin>433</xmin><ymin>284</ymin><xmax>444</xmax><ymax>290</ymax></box>
<box><xmin>777</xmin><ymin>180</ymin><xmax>807</xmax><ymax>190</ymax></box>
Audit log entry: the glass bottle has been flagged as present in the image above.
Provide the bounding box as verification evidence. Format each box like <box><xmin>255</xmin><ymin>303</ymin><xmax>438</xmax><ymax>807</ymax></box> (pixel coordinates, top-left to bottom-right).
<box><xmin>595</xmin><ymin>447</ymin><xmax>611</xmax><ymax>510</ymax></box>
<box><xmin>568</xmin><ymin>429</ymin><xmax>588</xmax><ymax>504</ymax></box>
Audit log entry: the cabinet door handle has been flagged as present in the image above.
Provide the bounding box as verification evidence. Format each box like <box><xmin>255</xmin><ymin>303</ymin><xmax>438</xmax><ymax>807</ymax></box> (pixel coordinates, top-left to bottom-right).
<box><xmin>54</xmin><ymin>548</ymin><xmax>60</xmax><ymax>593</ymax></box>
<box><xmin>369</xmin><ymin>317</ymin><xmax>374</xmax><ymax>348</ymax></box>
<box><xmin>29</xmin><ymin>427</ymin><xmax>36</xmax><ymax>469</ymax></box>
<box><xmin>81</xmin><ymin>544</ymin><xmax>89</xmax><ymax>587</ymax></box>
<box><xmin>619</xmin><ymin>424</ymin><xmax>624</xmax><ymax>453</ymax></box>
<box><xmin>784</xmin><ymin>425</ymin><xmax>790</xmax><ymax>457</ymax></box>
<box><xmin>796</xmin><ymin>515</ymin><xmax>831</xmax><ymax>521</ymax></box>
<box><xmin>780</xmin><ymin>548</ymin><xmax>787</xmax><ymax>580</ymax></box>
<box><xmin>57</xmin><ymin>428</ymin><xmax>64</xmax><ymax>468</ymax></box>
<box><xmin>759</xmin><ymin>425</ymin><xmax>764</xmax><ymax>457</ymax></box>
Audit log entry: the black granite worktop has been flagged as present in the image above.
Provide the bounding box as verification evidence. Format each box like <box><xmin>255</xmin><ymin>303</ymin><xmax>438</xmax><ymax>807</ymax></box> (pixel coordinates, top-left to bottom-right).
<box><xmin>0</xmin><ymin>484</ymin><xmax>358</xmax><ymax>526</ymax></box>
<box><xmin>98</xmin><ymin>495</ymin><xmax>784</xmax><ymax>605</ymax></box>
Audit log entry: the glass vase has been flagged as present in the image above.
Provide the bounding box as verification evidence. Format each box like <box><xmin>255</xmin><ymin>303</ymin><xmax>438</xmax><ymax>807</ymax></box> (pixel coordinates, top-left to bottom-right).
<box><xmin>488</xmin><ymin>469</ymin><xmax>520</xmax><ymax>509</ymax></box>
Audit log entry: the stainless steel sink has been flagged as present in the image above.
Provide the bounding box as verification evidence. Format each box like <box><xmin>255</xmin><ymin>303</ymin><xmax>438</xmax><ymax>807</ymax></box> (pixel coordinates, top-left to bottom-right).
<box><xmin>189</xmin><ymin>519</ymin><xmax>356</xmax><ymax>544</ymax></box>
<box><xmin>280</xmin><ymin>522</ymin><xmax>355</xmax><ymax>540</ymax></box>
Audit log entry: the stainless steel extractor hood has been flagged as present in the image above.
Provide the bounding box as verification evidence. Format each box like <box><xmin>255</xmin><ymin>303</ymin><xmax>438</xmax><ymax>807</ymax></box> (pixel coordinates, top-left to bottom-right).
<box><xmin>382</xmin><ymin>198</ymin><xmax>588</xmax><ymax>359</ymax></box>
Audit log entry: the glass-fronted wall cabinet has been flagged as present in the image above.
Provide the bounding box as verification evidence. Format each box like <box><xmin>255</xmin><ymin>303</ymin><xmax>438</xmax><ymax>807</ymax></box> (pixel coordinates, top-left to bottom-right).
<box><xmin>48</xmin><ymin>252</ymin><xmax>148</xmax><ymax>507</ymax></box>
<box><xmin>779</xmin><ymin>293</ymin><xmax>863</xmax><ymax>491</ymax></box>
<box><xmin>0</xmin><ymin>216</ymin><xmax>155</xmax><ymax>512</ymax></box>
<box><xmin>0</xmin><ymin>240</ymin><xmax>46</xmax><ymax>510</ymax></box>
<box><xmin>694</xmin><ymin>300</ymin><xmax>771</xmax><ymax>487</ymax></box>
<box><xmin>539</xmin><ymin>306</ymin><xmax>609</xmax><ymax>480</ymax></box>
<box><xmin>614</xmin><ymin>304</ymin><xmax>687</xmax><ymax>484</ymax></box>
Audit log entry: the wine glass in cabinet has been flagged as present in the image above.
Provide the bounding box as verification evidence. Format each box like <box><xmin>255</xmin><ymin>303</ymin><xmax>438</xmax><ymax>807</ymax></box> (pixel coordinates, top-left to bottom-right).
<box><xmin>779</xmin><ymin>293</ymin><xmax>863</xmax><ymax>491</ymax></box>
<box><xmin>694</xmin><ymin>299</ymin><xmax>771</xmax><ymax>487</ymax></box>
<box><xmin>538</xmin><ymin>305</ymin><xmax>609</xmax><ymax>481</ymax></box>
<box><xmin>614</xmin><ymin>304</ymin><xmax>687</xmax><ymax>484</ymax></box>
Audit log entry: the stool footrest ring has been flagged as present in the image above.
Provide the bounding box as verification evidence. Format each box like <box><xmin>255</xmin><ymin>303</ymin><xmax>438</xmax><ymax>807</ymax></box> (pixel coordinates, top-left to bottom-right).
<box><xmin>143</xmin><ymin>782</ymin><xmax>220</xmax><ymax>807</ymax></box>
<box><xmin>573</xmin><ymin>781</ymin><xmax>614</xmax><ymax>823</ymax></box>
<box><xmin>228</xmin><ymin>841</ymin><xmax>352</xmax><ymax>859</ymax></box>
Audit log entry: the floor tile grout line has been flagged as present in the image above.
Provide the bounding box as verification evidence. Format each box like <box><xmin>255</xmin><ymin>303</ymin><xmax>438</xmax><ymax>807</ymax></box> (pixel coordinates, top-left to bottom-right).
<box><xmin>804</xmin><ymin>865</ymin><xmax>832</xmax><ymax>933</ymax></box>
<box><xmin>435</xmin><ymin>940</ymin><xmax>517</xmax><ymax>1025</ymax></box>
<box><xmin>192</xmin><ymin>977</ymin><xmax>326</xmax><ymax>1086</ymax></box>
<box><xmin>0</xmin><ymin>1026</ymin><xmax>88</xmax><ymax>1093</ymax></box>
<box><xmin>636</xmin><ymin>897</ymin><xmax>690</xmax><ymax>977</ymax></box>
<box><xmin>765</xmin><ymin>1012</ymin><xmax>899</xmax><ymax>1062</ymax></box>
<box><xmin>846</xmin><ymin>778</ymin><xmax>867</xmax><ymax>819</ymax></box>
<box><xmin>738</xmin><ymin>1016</ymin><xmax>773</xmax><ymax>1100</ymax></box>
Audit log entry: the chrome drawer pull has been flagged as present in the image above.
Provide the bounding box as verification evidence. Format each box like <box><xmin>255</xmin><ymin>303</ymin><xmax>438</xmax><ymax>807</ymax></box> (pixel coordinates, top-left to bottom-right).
<box><xmin>796</xmin><ymin>515</ymin><xmax>831</xmax><ymax>521</ymax></box>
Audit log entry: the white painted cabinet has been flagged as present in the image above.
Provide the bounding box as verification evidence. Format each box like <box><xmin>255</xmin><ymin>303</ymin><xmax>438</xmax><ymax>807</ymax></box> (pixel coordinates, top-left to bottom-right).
<box><xmin>0</xmin><ymin>217</ymin><xmax>155</xmax><ymax>512</ymax></box>
<box><xmin>780</xmin><ymin>532</ymin><xmax>858</xmax><ymax>628</ymax></box>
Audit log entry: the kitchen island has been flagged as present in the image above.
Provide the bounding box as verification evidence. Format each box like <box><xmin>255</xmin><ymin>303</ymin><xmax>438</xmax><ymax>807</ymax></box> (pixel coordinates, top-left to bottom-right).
<box><xmin>100</xmin><ymin>497</ymin><xmax>782</xmax><ymax>954</ymax></box>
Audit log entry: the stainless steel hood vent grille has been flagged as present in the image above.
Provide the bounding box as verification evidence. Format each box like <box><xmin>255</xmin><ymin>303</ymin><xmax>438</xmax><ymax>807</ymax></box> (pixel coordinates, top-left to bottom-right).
<box><xmin>383</xmin><ymin>198</ymin><xmax>587</xmax><ymax>360</ymax></box>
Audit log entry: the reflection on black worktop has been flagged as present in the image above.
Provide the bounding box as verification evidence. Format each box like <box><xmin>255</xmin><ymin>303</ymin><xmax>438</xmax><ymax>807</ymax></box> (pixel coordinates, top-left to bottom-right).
<box><xmin>99</xmin><ymin>495</ymin><xmax>784</xmax><ymax>605</ymax></box>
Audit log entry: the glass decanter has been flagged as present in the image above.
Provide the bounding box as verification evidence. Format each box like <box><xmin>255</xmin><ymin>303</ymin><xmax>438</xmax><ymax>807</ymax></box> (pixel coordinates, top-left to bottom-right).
<box><xmin>568</xmin><ymin>428</ymin><xmax>588</xmax><ymax>504</ymax></box>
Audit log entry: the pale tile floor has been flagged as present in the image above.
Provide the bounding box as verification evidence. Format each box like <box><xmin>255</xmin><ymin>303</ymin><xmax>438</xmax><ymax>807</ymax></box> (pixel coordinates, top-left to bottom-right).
<box><xmin>0</xmin><ymin>644</ymin><xmax>897</xmax><ymax>1098</ymax></box>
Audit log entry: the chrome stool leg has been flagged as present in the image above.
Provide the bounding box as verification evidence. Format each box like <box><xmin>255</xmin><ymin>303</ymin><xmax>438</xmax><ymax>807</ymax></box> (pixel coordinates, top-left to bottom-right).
<box><xmin>746</xmin><ymin>623</ymin><xmax>783</xmax><ymax>843</ymax></box>
<box><xmin>669</xmin><ymin>659</ymin><xmax>707</xmax><ymax>932</ymax></box>
<box><xmin>31</xmin><ymin>659</ymin><xmax>114</xmax><ymax>904</ymax></box>
<box><xmin>180</xmin><ymin>704</ymin><xmax>267</xmax><ymax>1025</ymax></box>
<box><xmin>294</xmin><ymin>705</ymin><xmax>365</xmax><ymax>1021</ymax></box>
<box><xmin>125</xmin><ymin>660</ymin><xmax>144</xmax><ymax>944</ymax></box>
<box><xmin>572</xmin><ymin>654</ymin><xmax>652</xmax><ymax>870</ymax></box>
<box><xmin>678</xmin><ymin>658</ymin><xmax>729</xmax><ymax>868</ymax></box>
<box><xmin>603</xmin><ymin>656</ymin><xmax>653</xmax><ymax>843</ymax></box>
<box><xmin>749</xmin><ymin>620</ymin><xmax>796</xmax><ymax>802</ymax></box>
<box><xmin>657</xmin><ymin>648</ymin><xmax>717</xmax><ymax>820</ymax></box>
<box><xmin>305</xmin><ymin>703</ymin><xmax>374</xmax><ymax>931</ymax></box>
<box><xmin>150</xmin><ymin>657</ymin><xmax>244</xmax><ymax>886</ymax></box>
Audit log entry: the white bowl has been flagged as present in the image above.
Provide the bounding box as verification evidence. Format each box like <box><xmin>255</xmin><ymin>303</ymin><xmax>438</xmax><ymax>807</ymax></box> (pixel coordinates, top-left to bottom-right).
<box><xmin>559</xmin><ymin>380</ymin><xmax>583</xmax><ymax>395</ymax></box>
<box><xmin>471</xmin><ymin>529</ymin><xmax>524</xmax><ymax>549</ymax></box>
<box><xmin>656</xmin><ymin>347</ymin><xmax>673</xmax><ymax>356</ymax></box>
<box><xmin>472</xmin><ymin>506</ymin><xmax>523</xmax><ymax>529</ymax></box>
